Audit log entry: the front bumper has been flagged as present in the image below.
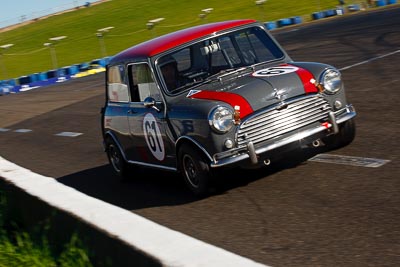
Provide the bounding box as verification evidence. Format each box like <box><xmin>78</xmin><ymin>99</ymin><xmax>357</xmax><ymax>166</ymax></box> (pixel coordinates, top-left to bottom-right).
<box><xmin>210</xmin><ymin>104</ymin><xmax>356</xmax><ymax>168</ymax></box>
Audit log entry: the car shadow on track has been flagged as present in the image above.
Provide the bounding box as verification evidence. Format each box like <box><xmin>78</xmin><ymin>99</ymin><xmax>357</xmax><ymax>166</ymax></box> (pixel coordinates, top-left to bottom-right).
<box><xmin>57</xmin><ymin>146</ymin><xmax>328</xmax><ymax>210</ymax></box>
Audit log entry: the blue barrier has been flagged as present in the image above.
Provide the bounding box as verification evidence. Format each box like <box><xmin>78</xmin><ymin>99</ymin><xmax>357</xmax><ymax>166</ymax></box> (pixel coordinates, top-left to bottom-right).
<box><xmin>57</xmin><ymin>68</ymin><xmax>67</xmax><ymax>77</ymax></box>
<box><xmin>91</xmin><ymin>58</ymin><xmax>105</xmax><ymax>67</ymax></box>
<box><xmin>277</xmin><ymin>18</ymin><xmax>292</xmax><ymax>27</ymax></box>
<box><xmin>324</xmin><ymin>9</ymin><xmax>337</xmax><ymax>17</ymax></box>
<box><xmin>291</xmin><ymin>16</ymin><xmax>302</xmax><ymax>24</ymax></box>
<box><xmin>312</xmin><ymin>12</ymin><xmax>325</xmax><ymax>20</ymax></box>
<box><xmin>29</xmin><ymin>73</ymin><xmax>38</xmax><ymax>83</ymax></box>
<box><xmin>38</xmin><ymin>72</ymin><xmax>48</xmax><ymax>81</ymax></box>
<box><xmin>79</xmin><ymin>62</ymin><xmax>90</xmax><ymax>71</ymax></box>
<box><xmin>348</xmin><ymin>4</ymin><xmax>361</xmax><ymax>11</ymax></box>
<box><xmin>103</xmin><ymin>56</ymin><xmax>111</xmax><ymax>65</ymax></box>
<box><xmin>18</xmin><ymin>76</ymin><xmax>31</xmax><ymax>85</ymax></box>
<box><xmin>387</xmin><ymin>0</ymin><xmax>397</xmax><ymax>4</ymax></box>
<box><xmin>91</xmin><ymin>57</ymin><xmax>111</xmax><ymax>67</ymax></box>
<box><xmin>69</xmin><ymin>65</ymin><xmax>79</xmax><ymax>75</ymax></box>
<box><xmin>47</xmin><ymin>70</ymin><xmax>58</xmax><ymax>79</ymax></box>
<box><xmin>5</xmin><ymin>79</ymin><xmax>17</xmax><ymax>86</ymax></box>
<box><xmin>265</xmin><ymin>21</ymin><xmax>277</xmax><ymax>30</ymax></box>
<box><xmin>375</xmin><ymin>0</ymin><xmax>386</xmax><ymax>6</ymax></box>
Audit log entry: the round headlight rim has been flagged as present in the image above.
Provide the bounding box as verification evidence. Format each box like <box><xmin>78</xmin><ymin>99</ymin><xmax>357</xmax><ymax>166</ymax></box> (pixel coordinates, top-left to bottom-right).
<box><xmin>319</xmin><ymin>68</ymin><xmax>342</xmax><ymax>95</ymax></box>
<box><xmin>208</xmin><ymin>105</ymin><xmax>234</xmax><ymax>134</ymax></box>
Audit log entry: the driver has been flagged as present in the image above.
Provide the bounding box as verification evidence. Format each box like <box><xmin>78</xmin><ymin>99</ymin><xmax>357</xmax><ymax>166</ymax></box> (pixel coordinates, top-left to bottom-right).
<box><xmin>159</xmin><ymin>56</ymin><xmax>182</xmax><ymax>91</ymax></box>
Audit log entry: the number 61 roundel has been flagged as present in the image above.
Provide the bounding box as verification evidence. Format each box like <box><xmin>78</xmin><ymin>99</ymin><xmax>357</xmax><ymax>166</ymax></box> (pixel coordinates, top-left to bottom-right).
<box><xmin>143</xmin><ymin>113</ymin><xmax>165</xmax><ymax>161</ymax></box>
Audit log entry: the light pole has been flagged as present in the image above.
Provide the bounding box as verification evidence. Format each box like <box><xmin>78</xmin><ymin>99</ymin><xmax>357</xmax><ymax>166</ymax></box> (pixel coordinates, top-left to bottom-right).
<box><xmin>44</xmin><ymin>42</ymin><xmax>57</xmax><ymax>70</ymax></box>
<box><xmin>199</xmin><ymin>8</ymin><xmax>213</xmax><ymax>23</ymax></box>
<box><xmin>146</xmin><ymin>18</ymin><xmax>164</xmax><ymax>37</ymax></box>
<box><xmin>44</xmin><ymin>36</ymin><xmax>67</xmax><ymax>69</ymax></box>
<box><xmin>0</xmin><ymin>43</ymin><xmax>14</xmax><ymax>79</ymax></box>
<box><xmin>315</xmin><ymin>0</ymin><xmax>321</xmax><ymax>11</ymax></box>
<box><xmin>255</xmin><ymin>0</ymin><xmax>267</xmax><ymax>22</ymax></box>
<box><xmin>96</xmin><ymin>26</ymin><xmax>114</xmax><ymax>57</ymax></box>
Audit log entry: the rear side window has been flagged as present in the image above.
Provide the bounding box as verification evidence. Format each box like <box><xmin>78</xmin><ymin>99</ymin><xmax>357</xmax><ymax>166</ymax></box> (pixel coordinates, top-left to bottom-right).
<box><xmin>107</xmin><ymin>65</ymin><xmax>129</xmax><ymax>102</ymax></box>
<box><xmin>128</xmin><ymin>63</ymin><xmax>161</xmax><ymax>102</ymax></box>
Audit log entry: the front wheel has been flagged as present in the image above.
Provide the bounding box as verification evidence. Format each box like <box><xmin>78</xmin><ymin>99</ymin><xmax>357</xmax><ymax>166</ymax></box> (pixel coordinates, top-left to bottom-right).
<box><xmin>178</xmin><ymin>144</ymin><xmax>212</xmax><ymax>196</ymax></box>
<box><xmin>323</xmin><ymin>118</ymin><xmax>356</xmax><ymax>149</ymax></box>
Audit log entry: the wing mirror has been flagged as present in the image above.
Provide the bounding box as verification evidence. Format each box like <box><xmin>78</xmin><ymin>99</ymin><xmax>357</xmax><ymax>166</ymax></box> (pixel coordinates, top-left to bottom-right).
<box><xmin>143</xmin><ymin>97</ymin><xmax>162</xmax><ymax>112</ymax></box>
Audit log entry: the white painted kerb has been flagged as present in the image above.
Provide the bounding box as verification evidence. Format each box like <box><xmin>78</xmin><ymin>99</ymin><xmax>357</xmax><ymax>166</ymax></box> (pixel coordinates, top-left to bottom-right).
<box><xmin>0</xmin><ymin>156</ymin><xmax>267</xmax><ymax>267</ymax></box>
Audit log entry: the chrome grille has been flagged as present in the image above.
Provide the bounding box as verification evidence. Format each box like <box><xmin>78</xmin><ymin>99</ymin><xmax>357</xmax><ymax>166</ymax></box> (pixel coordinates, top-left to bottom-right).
<box><xmin>237</xmin><ymin>95</ymin><xmax>331</xmax><ymax>146</ymax></box>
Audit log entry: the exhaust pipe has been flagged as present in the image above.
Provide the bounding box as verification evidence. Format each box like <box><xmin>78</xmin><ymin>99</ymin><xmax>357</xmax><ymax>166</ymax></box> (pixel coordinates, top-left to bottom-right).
<box><xmin>263</xmin><ymin>159</ymin><xmax>271</xmax><ymax>166</ymax></box>
<box><xmin>312</xmin><ymin>139</ymin><xmax>322</xmax><ymax>147</ymax></box>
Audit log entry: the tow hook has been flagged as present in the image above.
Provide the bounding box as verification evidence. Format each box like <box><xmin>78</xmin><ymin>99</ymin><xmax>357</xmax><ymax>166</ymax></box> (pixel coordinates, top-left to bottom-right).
<box><xmin>328</xmin><ymin>112</ymin><xmax>339</xmax><ymax>134</ymax></box>
<box><xmin>247</xmin><ymin>141</ymin><xmax>258</xmax><ymax>165</ymax></box>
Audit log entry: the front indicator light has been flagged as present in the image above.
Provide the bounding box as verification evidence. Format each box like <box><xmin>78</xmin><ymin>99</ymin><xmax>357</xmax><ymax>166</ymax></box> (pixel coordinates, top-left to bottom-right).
<box><xmin>224</xmin><ymin>139</ymin><xmax>234</xmax><ymax>149</ymax></box>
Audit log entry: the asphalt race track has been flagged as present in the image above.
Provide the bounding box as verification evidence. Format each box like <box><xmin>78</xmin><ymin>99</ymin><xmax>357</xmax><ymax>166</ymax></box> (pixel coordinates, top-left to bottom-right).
<box><xmin>0</xmin><ymin>7</ymin><xmax>399</xmax><ymax>267</ymax></box>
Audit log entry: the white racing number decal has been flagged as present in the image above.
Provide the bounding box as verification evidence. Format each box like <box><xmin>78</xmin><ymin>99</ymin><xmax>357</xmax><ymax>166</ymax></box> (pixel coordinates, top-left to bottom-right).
<box><xmin>252</xmin><ymin>66</ymin><xmax>299</xmax><ymax>77</ymax></box>
<box><xmin>143</xmin><ymin>113</ymin><xmax>165</xmax><ymax>161</ymax></box>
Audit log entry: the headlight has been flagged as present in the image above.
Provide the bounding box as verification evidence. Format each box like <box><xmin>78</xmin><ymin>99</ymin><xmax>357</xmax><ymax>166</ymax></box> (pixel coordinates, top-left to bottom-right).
<box><xmin>320</xmin><ymin>68</ymin><xmax>342</xmax><ymax>94</ymax></box>
<box><xmin>209</xmin><ymin>106</ymin><xmax>234</xmax><ymax>133</ymax></box>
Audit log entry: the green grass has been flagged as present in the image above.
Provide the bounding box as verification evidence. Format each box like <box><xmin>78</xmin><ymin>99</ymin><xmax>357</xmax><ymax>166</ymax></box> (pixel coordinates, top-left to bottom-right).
<box><xmin>0</xmin><ymin>191</ymin><xmax>93</xmax><ymax>267</ymax></box>
<box><xmin>0</xmin><ymin>0</ymin><xmax>344</xmax><ymax>80</ymax></box>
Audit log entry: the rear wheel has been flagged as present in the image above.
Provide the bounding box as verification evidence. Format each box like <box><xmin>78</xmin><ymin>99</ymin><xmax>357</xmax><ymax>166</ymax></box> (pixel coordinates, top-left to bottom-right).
<box><xmin>178</xmin><ymin>144</ymin><xmax>212</xmax><ymax>196</ymax></box>
<box><xmin>323</xmin><ymin>118</ymin><xmax>356</xmax><ymax>149</ymax></box>
<box><xmin>105</xmin><ymin>137</ymin><xmax>131</xmax><ymax>179</ymax></box>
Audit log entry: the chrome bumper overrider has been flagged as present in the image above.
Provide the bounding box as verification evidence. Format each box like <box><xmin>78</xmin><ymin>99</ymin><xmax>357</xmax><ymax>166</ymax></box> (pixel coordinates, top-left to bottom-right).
<box><xmin>210</xmin><ymin>104</ymin><xmax>356</xmax><ymax>168</ymax></box>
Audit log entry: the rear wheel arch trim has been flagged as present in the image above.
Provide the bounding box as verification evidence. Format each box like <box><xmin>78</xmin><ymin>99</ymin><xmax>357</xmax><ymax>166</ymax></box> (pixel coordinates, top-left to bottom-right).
<box><xmin>104</xmin><ymin>131</ymin><xmax>129</xmax><ymax>162</ymax></box>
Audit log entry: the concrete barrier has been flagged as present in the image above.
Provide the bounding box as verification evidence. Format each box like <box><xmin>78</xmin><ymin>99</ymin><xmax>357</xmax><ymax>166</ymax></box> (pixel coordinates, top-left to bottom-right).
<box><xmin>0</xmin><ymin>156</ymin><xmax>267</xmax><ymax>267</ymax></box>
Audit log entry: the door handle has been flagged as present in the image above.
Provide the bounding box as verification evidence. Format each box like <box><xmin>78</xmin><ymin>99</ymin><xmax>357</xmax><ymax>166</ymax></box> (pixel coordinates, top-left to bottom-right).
<box><xmin>127</xmin><ymin>109</ymin><xmax>137</xmax><ymax>114</ymax></box>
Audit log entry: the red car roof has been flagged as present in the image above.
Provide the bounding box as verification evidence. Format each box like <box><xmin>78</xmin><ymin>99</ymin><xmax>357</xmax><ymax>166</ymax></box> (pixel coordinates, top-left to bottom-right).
<box><xmin>112</xmin><ymin>19</ymin><xmax>257</xmax><ymax>62</ymax></box>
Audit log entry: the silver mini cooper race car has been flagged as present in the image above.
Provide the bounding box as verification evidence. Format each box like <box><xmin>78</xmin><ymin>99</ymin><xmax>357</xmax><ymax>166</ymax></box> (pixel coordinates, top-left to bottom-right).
<box><xmin>101</xmin><ymin>19</ymin><xmax>356</xmax><ymax>195</ymax></box>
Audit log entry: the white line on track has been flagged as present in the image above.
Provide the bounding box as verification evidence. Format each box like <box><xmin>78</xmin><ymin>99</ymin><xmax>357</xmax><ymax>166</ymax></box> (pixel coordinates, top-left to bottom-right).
<box><xmin>54</xmin><ymin>132</ymin><xmax>83</xmax><ymax>137</ymax></box>
<box><xmin>339</xmin><ymin>49</ymin><xmax>400</xmax><ymax>71</ymax></box>
<box><xmin>13</xmin><ymin>129</ymin><xmax>32</xmax><ymax>133</ymax></box>
<box><xmin>309</xmin><ymin>153</ymin><xmax>390</xmax><ymax>168</ymax></box>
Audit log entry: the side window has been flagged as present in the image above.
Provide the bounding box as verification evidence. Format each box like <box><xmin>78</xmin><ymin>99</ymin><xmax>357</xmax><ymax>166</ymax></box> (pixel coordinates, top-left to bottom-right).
<box><xmin>107</xmin><ymin>65</ymin><xmax>129</xmax><ymax>102</ymax></box>
<box><xmin>129</xmin><ymin>63</ymin><xmax>161</xmax><ymax>102</ymax></box>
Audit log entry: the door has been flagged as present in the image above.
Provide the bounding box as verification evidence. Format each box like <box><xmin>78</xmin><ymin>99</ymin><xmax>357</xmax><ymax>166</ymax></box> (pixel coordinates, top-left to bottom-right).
<box><xmin>125</xmin><ymin>62</ymin><xmax>175</xmax><ymax>169</ymax></box>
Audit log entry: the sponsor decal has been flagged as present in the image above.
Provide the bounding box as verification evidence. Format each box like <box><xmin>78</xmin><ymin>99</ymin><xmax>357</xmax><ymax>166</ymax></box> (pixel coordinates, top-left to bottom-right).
<box><xmin>187</xmin><ymin>90</ymin><xmax>253</xmax><ymax>118</ymax></box>
<box><xmin>253</xmin><ymin>65</ymin><xmax>318</xmax><ymax>94</ymax></box>
<box><xmin>143</xmin><ymin>113</ymin><xmax>165</xmax><ymax>161</ymax></box>
<box><xmin>252</xmin><ymin>66</ymin><xmax>299</xmax><ymax>77</ymax></box>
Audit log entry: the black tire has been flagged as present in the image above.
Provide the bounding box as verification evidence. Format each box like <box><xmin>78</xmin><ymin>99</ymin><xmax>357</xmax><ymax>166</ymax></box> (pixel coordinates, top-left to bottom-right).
<box><xmin>105</xmin><ymin>137</ymin><xmax>131</xmax><ymax>179</ymax></box>
<box><xmin>178</xmin><ymin>143</ymin><xmax>212</xmax><ymax>196</ymax></box>
<box><xmin>323</xmin><ymin>118</ymin><xmax>356</xmax><ymax>149</ymax></box>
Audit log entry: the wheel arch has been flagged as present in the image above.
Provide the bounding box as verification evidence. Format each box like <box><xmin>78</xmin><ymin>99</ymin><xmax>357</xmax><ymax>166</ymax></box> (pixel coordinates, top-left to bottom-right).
<box><xmin>104</xmin><ymin>131</ymin><xmax>129</xmax><ymax>162</ymax></box>
<box><xmin>175</xmin><ymin>136</ymin><xmax>214</xmax><ymax>169</ymax></box>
